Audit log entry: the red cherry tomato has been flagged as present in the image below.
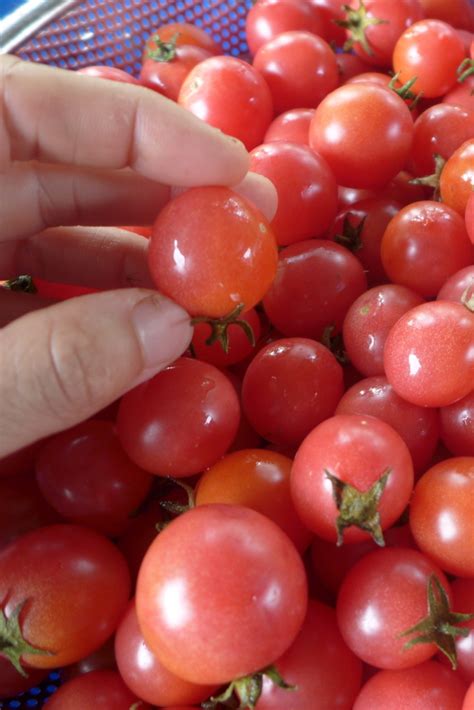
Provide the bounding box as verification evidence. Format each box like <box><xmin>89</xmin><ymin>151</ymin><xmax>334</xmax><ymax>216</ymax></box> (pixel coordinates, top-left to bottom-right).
<box><xmin>336</xmin><ymin>376</ymin><xmax>440</xmax><ymax>474</ymax></box>
<box><xmin>140</xmin><ymin>45</ymin><xmax>212</xmax><ymax>102</ymax></box>
<box><xmin>46</xmin><ymin>670</ymin><xmax>149</xmax><ymax>709</ymax></box>
<box><xmin>117</xmin><ymin>358</ymin><xmax>240</xmax><ymax>477</ymax></box>
<box><xmin>253</xmin><ymin>31</ymin><xmax>339</xmax><ymax>114</ymax></box>
<box><xmin>249</xmin><ymin>142</ymin><xmax>338</xmax><ymax>245</ymax></box>
<box><xmin>353</xmin><ymin>661</ymin><xmax>468</xmax><ymax>710</ymax></box>
<box><xmin>115</xmin><ymin>601</ymin><xmax>216</xmax><ymax>707</ymax></box>
<box><xmin>264</xmin><ymin>108</ymin><xmax>314</xmax><ymax>145</ymax></box>
<box><xmin>263</xmin><ymin>239</ymin><xmax>367</xmax><ymax>339</ymax></box>
<box><xmin>178</xmin><ymin>56</ymin><xmax>273</xmax><ymax>150</ymax></box>
<box><xmin>465</xmin><ymin>684</ymin><xmax>474</xmax><ymax>710</ymax></box>
<box><xmin>442</xmin><ymin>76</ymin><xmax>474</xmax><ymax>115</ymax></box>
<box><xmin>245</xmin><ymin>0</ymin><xmax>325</xmax><ymax>56</ymax></box>
<box><xmin>309</xmin><ymin>84</ymin><xmax>414</xmax><ymax>189</ymax></box>
<box><xmin>0</xmin><ymin>525</ymin><xmax>130</xmax><ymax>670</ymax></box>
<box><xmin>417</xmin><ymin>0</ymin><xmax>474</xmax><ymax>31</ymax></box>
<box><xmin>440</xmin><ymin>391</ymin><xmax>474</xmax><ymax>457</ymax></box>
<box><xmin>148</xmin><ymin>187</ymin><xmax>278</xmax><ymax>318</ymax></box>
<box><xmin>336</xmin><ymin>52</ymin><xmax>374</xmax><ymax>82</ymax></box>
<box><xmin>383</xmin><ymin>300</ymin><xmax>474</xmax><ymax>407</ymax></box>
<box><xmin>337</xmin><ymin>548</ymin><xmax>452</xmax><ymax>669</ymax></box>
<box><xmin>440</xmin><ymin>139</ymin><xmax>474</xmax><ymax>216</ymax></box>
<box><xmin>256</xmin><ymin>600</ymin><xmax>362</xmax><ymax>709</ymax></box>
<box><xmin>466</xmin><ymin>193</ymin><xmax>474</xmax><ymax>243</ymax></box>
<box><xmin>136</xmin><ymin>504</ymin><xmax>308</xmax><ymax>685</ymax></box>
<box><xmin>437</xmin><ymin>265</ymin><xmax>474</xmax><ymax>302</ymax></box>
<box><xmin>290</xmin><ymin>414</ymin><xmax>414</xmax><ymax>544</ymax></box>
<box><xmin>242</xmin><ymin>337</ymin><xmax>344</xmax><ymax>447</ymax></box>
<box><xmin>449</xmin><ymin>578</ymin><xmax>474</xmax><ymax>683</ymax></box>
<box><xmin>195</xmin><ymin>449</ymin><xmax>312</xmax><ymax>553</ymax></box>
<box><xmin>191</xmin><ymin>308</ymin><xmax>261</xmax><ymax>368</ymax></box>
<box><xmin>143</xmin><ymin>22</ymin><xmax>221</xmax><ymax>59</ymax></box>
<box><xmin>409</xmin><ymin>457</ymin><xmax>474</xmax><ymax>578</ymax></box>
<box><xmin>76</xmin><ymin>66</ymin><xmax>139</xmax><ymax>83</ymax></box>
<box><xmin>0</xmin><ymin>656</ymin><xmax>46</xmax><ymax>699</ymax></box>
<box><xmin>393</xmin><ymin>19</ymin><xmax>466</xmax><ymax>98</ymax></box>
<box><xmin>308</xmin><ymin>0</ymin><xmax>347</xmax><ymax>46</ymax></box>
<box><xmin>381</xmin><ymin>201</ymin><xmax>473</xmax><ymax>298</ymax></box>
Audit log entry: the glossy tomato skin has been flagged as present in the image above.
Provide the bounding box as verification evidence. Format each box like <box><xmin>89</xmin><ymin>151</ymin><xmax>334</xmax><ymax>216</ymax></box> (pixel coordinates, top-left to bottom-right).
<box><xmin>393</xmin><ymin>19</ymin><xmax>466</xmax><ymax>98</ymax></box>
<box><xmin>178</xmin><ymin>56</ymin><xmax>273</xmax><ymax>150</ymax></box>
<box><xmin>383</xmin><ymin>301</ymin><xmax>474</xmax><ymax>407</ymax></box>
<box><xmin>117</xmin><ymin>358</ymin><xmax>240</xmax><ymax>477</ymax></box>
<box><xmin>191</xmin><ymin>308</ymin><xmax>261</xmax><ymax>368</ymax></box>
<box><xmin>342</xmin><ymin>285</ymin><xmax>424</xmax><ymax>377</ymax></box>
<box><xmin>115</xmin><ymin>602</ymin><xmax>216</xmax><ymax>706</ymax></box>
<box><xmin>256</xmin><ymin>600</ymin><xmax>363</xmax><ymax>709</ymax></box>
<box><xmin>336</xmin><ymin>52</ymin><xmax>374</xmax><ymax>82</ymax></box>
<box><xmin>467</xmin><ymin>194</ymin><xmax>474</xmax><ymax>243</ymax></box>
<box><xmin>263</xmin><ymin>239</ymin><xmax>367</xmax><ymax>339</ymax></box>
<box><xmin>381</xmin><ymin>201</ymin><xmax>473</xmax><ymax>298</ymax></box>
<box><xmin>253</xmin><ymin>31</ymin><xmax>339</xmax><ymax>114</ymax></box>
<box><xmin>440</xmin><ymin>139</ymin><xmax>474</xmax><ymax>216</ymax></box>
<box><xmin>148</xmin><ymin>187</ymin><xmax>278</xmax><ymax>319</ymax></box>
<box><xmin>353</xmin><ymin>661</ymin><xmax>468</xmax><ymax>710</ymax></box>
<box><xmin>336</xmin><ymin>377</ymin><xmax>439</xmax><ymax>474</ymax></box>
<box><xmin>245</xmin><ymin>0</ymin><xmax>325</xmax><ymax>56</ymax></box>
<box><xmin>409</xmin><ymin>457</ymin><xmax>474</xmax><ymax>578</ymax></box>
<box><xmin>440</xmin><ymin>391</ymin><xmax>474</xmax><ymax>456</ymax></box>
<box><xmin>143</xmin><ymin>22</ymin><xmax>221</xmax><ymax>58</ymax></box>
<box><xmin>309</xmin><ymin>84</ymin><xmax>414</xmax><ymax>189</ymax></box>
<box><xmin>264</xmin><ymin>108</ymin><xmax>314</xmax><ymax>145</ymax></box>
<box><xmin>465</xmin><ymin>684</ymin><xmax>474</xmax><ymax>710</ymax></box>
<box><xmin>195</xmin><ymin>449</ymin><xmax>312</xmax><ymax>553</ymax></box>
<box><xmin>35</xmin><ymin>421</ymin><xmax>153</xmax><ymax>536</ymax></box>
<box><xmin>409</xmin><ymin>104</ymin><xmax>474</xmax><ymax>177</ymax></box>
<box><xmin>241</xmin><ymin>338</ymin><xmax>343</xmax><ymax>447</ymax></box>
<box><xmin>337</xmin><ymin>548</ymin><xmax>451</xmax><ymax>669</ymax></box>
<box><xmin>249</xmin><ymin>142</ymin><xmax>338</xmax><ymax>245</ymax></box>
<box><xmin>437</xmin><ymin>265</ymin><xmax>474</xmax><ymax>303</ymax></box>
<box><xmin>417</xmin><ymin>0</ymin><xmax>474</xmax><ymax>31</ymax></box>
<box><xmin>0</xmin><ymin>472</ymin><xmax>59</xmax><ymax>550</ymax></box>
<box><xmin>136</xmin><ymin>504</ymin><xmax>308</xmax><ymax>685</ymax></box>
<box><xmin>0</xmin><ymin>525</ymin><xmax>130</xmax><ymax>669</ymax></box>
<box><xmin>139</xmin><ymin>45</ymin><xmax>212</xmax><ymax>101</ymax></box>
<box><xmin>449</xmin><ymin>578</ymin><xmax>474</xmax><ymax>682</ymax></box>
<box><xmin>290</xmin><ymin>414</ymin><xmax>414</xmax><ymax>543</ymax></box>
<box><xmin>45</xmin><ymin>670</ymin><xmax>149</xmax><ymax>709</ymax></box>
<box><xmin>308</xmin><ymin>0</ymin><xmax>346</xmax><ymax>45</ymax></box>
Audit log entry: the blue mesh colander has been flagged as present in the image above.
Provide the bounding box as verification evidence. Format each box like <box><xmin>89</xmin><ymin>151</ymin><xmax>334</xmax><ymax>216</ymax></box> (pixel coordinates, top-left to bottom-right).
<box><xmin>0</xmin><ymin>3</ymin><xmax>250</xmax><ymax>706</ymax></box>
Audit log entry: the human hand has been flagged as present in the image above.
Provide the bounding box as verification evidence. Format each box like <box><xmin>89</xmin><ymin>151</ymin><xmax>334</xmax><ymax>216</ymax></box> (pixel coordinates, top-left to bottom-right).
<box><xmin>0</xmin><ymin>56</ymin><xmax>277</xmax><ymax>459</ymax></box>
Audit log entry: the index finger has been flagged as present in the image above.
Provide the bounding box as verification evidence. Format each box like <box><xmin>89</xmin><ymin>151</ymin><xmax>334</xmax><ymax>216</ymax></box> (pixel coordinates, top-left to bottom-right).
<box><xmin>0</xmin><ymin>55</ymin><xmax>249</xmax><ymax>186</ymax></box>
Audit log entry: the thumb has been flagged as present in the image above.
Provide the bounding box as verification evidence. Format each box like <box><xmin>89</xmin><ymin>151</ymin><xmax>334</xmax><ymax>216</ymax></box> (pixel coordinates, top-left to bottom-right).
<box><xmin>0</xmin><ymin>289</ymin><xmax>193</xmax><ymax>458</ymax></box>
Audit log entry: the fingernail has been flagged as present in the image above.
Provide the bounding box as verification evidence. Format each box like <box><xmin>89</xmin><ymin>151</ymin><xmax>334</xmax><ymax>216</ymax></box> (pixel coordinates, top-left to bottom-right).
<box><xmin>131</xmin><ymin>294</ymin><xmax>193</xmax><ymax>369</ymax></box>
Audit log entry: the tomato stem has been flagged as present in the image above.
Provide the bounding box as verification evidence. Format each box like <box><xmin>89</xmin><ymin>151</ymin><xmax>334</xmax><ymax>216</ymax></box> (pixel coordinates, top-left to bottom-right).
<box><xmin>0</xmin><ymin>602</ymin><xmax>53</xmax><ymax>677</ymax></box>
<box><xmin>191</xmin><ymin>304</ymin><xmax>256</xmax><ymax>353</ymax></box>
<box><xmin>336</xmin><ymin>1</ymin><xmax>388</xmax><ymax>57</ymax></box>
<box><xmin>399</xmin><ymin>575</ymin><xmax>474</xmax><ymax>669</ymax></box>
<box><xmin>202</xmin><ymin>665</ymin><xmax>295</xmax><ymax>709</ymax></box>
<box><xmin>325</xmin><ymin>467</ymin><xmax>391</xmax><ymax>546</ymax></box>
<box><xmin>147</xmin><ymin>33</ymin><xmax>179</xmax><ymax>62</ymax></box>
<box><xmin>1</xmin><ymin>275</ymin><xmax>37</xmax><ymax>294</ymax></box>
<box><xmin>334</xmin><ymin>213</ymin><xmax>365</xmax><ymax>252</ymax></box>
<box><xmin>457</xmin><ymin>57</ymin><xmax>474</xmax><ymax>83</ymax></box>
<box><xmin>389</xmin><ymin>72</ymin><xmax>423</xmax><ymax>110</ymax></box>
<box><xmin>321</xmin><ymin>325</ymin><xmax>348</xmax><ymax>365</ymax></box>
<box><xmin>409</xmin><ymin>153</ymin><xmax>445</xmax><ymax>199</ymax></box>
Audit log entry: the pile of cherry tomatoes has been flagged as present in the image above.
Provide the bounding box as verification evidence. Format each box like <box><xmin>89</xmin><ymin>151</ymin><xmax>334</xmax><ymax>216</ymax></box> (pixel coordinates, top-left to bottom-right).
<box><xmin>1</xmin><ymin>0</ymin><xmax>474</xmax><ymax>708</ymax></box>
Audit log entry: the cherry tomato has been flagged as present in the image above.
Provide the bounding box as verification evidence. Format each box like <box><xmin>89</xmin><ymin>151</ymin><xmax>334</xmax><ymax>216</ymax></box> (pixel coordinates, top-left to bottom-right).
<box><xmin>143</xmin><ymin>22</ymin><xmax>221</xmax><ymax>59</ymax></box>
<box><xmin>140</xmin><ymin>45</ymin><xmax>212</xmax><ymax>102</ymax></box>
<box><xmin>341</xmin><ymin>0</ymin><xmax>424</xmax><ymax>68</ymax></box>
<box><xmin>117</xmin><ymin>358</ymin><xmax>240</xmax><ymax>477</ymax></box>
<box><xmin>253</xmin><ymin>31</ymin><xmax>339</xmax><ymax>114</ymax></box>
<box><xmin>264</xmin><ymin>108</ymin><xmax>314</xmax><ymax>145</ymax></box>
<box><xmin>256</xmin><ymin>600</ymin><xmax>362</xmax><ymax>709</ymax></box>
<box><xmin>245</xmin><ymin>0</ymin><xmax>325</xmax><ymax>56</ymax></box>
<box><xmin>0</xmin><ymin>657</ymin><xmax>46</xmax><ymax>699</ymax></box>
<box><xmin>0</xmin><ymin>525</ymin><xmax>130</xmax><ymax>670</ymax></box>
<box><xmin>242</xmin><ymin>337</ymin><xmax>343</xmax><ymax>447</ymax></box>
<box><xmin>409</xmin><ymin>457</ymin><xmax>474</xmax><ymax>577</ymax></box>
<box><xmin>308</xmin><ymin>0</ymin><xmax>347</xmax><ymax>45</ymax></box>
<box><xmin>148</xmin><ymin>187</ymin><xmax>278</xmax><ymax>318</ymax></box>
<box><xmin>178</xmin><ymin>56</ymin><xmax>273</xmax><ymax>150</ymax></box>
<box><xmin>336</xmin><ymin>377</ymin><xmax>440</xmax><ymax>474</ymax></box>
<box><xmin>195</xmin><ymin>449</ymin><xmax>311</xmax><ymax>553</ymax></box>
<box><xmin>309</xmin><ymin>84</ymin><xmax>414</xmax><ymax>189</ymax></box>
<box><xmin>291</xmin><ymin>414</ymin><xmax>414</xmax><ymax>544</ymax></box>
<box><xmin>381</xmin><ymin>201</ymin><xmax>473</xmax><ymax>298</ymax></box>
<box><xmin>45</xmin><ymin>670</ymin><xmax>149</xmax><ymax>709</ymax></box>
<box><xmin>337</xmin><ymin>548</ymin><xmax>452</xmax><ymax>669</ymax></box>
<box><xmin>467</xmin><ymin>193</ymin><xmax>474</xmax><ymax>243</ymax></box>
<box><xmin>263</xmin><ymin>239</ymin><xmax>367</xmax><ymax>339</ymax></box>
<box><xmin>353</xmin><ymin>661</ymin><xmax>468</xmax><ymax>710</ymax></box>
<box><xmin>465</xmin><ymin>683</ymin><xmax>474</xmax><ymax>710</ymax></box>
<box><xmin>440</xmin><ymin>139</ymin><xmax>474</xmax><ymax>216</ymax></box>
<box><xmin>0</xmin><ymin>472</ymin><xmax>59</xmax><ymax>550</ymax></box>
<box><xmin>417</xmin><ymin>0</ymin><xmax>474</xmax><ymax>31</ymax></box>
<box><xmin>377</xmin><ymin>170</ymin><xmax>429</xmax><ymax>206</ymax></box>
<box><xmin>449</xmin><ymin>578</ymin><xmax>474</xmax><ymax>683</ymax></box>
<box><xmin>437</xmin><ymin>265</ymin><xmax>474</xmax><ymax>302</ymax></box>
<box><xmin>327</xmin><ymin>197</ymin><xmax>401</xmax><ymax>285</ymax></box>
<box><xmin>249</xmin><ymin>142</ymin><xmax>338</xmax><ymax>245</ymax></box>
<box><xmin>115</xmin><ymin>601</ymin><xmax>216</xmax><ymax>707</ymax></box>
<box><xmin>35</xmin><ymin>421</ymin><xmax>152</xmax><ymax>536</ymax></box>
<box><xmin>76</xmin><ymin>66</ymin><xmax>139</xmax><ymax>83</ymax></box>
<box><xmin>393</xmin><ymin>19</ymin><xmax>465</xmax><ymax>98</ymax></box>
<box><xmin>136</xmin><ymin>504</ymin><xmax>308</xmax><ymax>685</ymax></box>
<box><xmin>191</xmin><ymin>308</ymin><xmax>261</xmax><ymax>368</ymax></box>
<box><xmin>440</xmin><ymin>391</ymin><xmax>474</xmax><ymax>457</ymax></box>
<box><xmin>335</xmin><ymin>52</ymin><xmax>374</xmax><ymax>82</ymax></box>
<box><xmin>409</xmin><ymin>104</ymin><xmax>474</xmax><ymax>177</ymax></box>
<box><xmin>61</xmin><ymin>637</ymin><xmax>117</xmax><ymax>681</ymax></box>
<box><xmin>383</xmin><ymin>300</ymin><xmax>474</xmax><ymax>407</ymax></box>
<box><xmin>443</xmin><ymin>76</ymin><xmax>474</xmax><ymax>115</ymax></box>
